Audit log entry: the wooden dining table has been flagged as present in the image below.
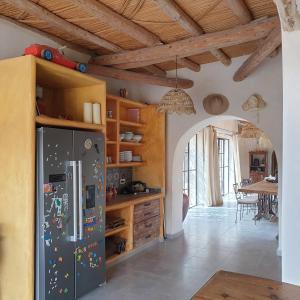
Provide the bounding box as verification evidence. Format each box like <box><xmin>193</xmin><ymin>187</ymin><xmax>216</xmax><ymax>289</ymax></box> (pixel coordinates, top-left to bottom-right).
<box><xmin>238</xmin><ymin>180</ymin><xmax>278</xmax><ymax>196</ymax></box>
<box><xmin>191</xmin><ymin>271</ymin><xmax>300</xmax><ymax>300</ymax></box>
<box><xmin>238</xmin><ymin>180</ymin><xmax>278</xmax><ymax>221</ymax></box>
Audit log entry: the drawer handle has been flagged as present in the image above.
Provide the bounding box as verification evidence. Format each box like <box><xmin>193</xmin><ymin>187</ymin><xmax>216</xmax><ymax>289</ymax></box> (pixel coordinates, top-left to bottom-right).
<box><xmin>145</xmin><ymin>223</ymin><xmax>152</xmax><ymax>228</ymax></box>
<box><xmin>144</xmin><ymin>202</ymin><xmax>151</xmax><ymax>207</ymax></box>
<box><xmin>144</xmin><ymin>212</ymin><xmax>151</xmax><ymax>217</ymax></box>
<box><xmin>145</xmin><ymin>234</ymin><xmax>151</xmax><ymax>239</ymax></box>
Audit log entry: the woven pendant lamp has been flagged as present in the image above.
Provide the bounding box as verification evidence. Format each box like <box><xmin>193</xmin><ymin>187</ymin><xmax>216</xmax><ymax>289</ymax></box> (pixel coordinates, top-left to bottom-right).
<box><xmin>157</xmin><ymin>57</ymin><xmax>196</xmax><ymax>114</ymax></box>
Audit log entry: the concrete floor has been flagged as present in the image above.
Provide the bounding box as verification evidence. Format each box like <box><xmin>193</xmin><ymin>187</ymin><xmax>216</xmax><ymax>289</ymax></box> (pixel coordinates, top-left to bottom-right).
<box><xmin>81</xmin><ymin>199</ymin><xmax>281</xmax><ymax>300</ymax></box>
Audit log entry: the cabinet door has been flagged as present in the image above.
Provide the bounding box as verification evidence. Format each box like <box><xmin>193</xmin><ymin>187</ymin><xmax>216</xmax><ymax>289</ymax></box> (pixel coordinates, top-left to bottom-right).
<box><xmin>73</xmin><ymin>130</ymin><xmax>106</xmax><ymax>298</ymax></box>
<box><xmin>36</xmin><ymin>127</ymin><xmax>75</xmax><ymax>300</ymax></box>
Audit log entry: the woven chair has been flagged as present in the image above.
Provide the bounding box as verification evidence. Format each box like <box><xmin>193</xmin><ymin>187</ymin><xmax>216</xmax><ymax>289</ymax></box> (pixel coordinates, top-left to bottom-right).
<box><xmin>233</xmin><ymin>183</ymin><xmax>259</xmax><ymax>224</ymax></box>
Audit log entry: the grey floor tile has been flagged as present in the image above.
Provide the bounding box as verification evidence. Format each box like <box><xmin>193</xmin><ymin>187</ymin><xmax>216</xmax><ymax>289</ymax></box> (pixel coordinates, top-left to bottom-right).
<box><xmin>80</xmin><ymin>196</ymin><xmax>281</xmax><ymax>300</ymax></box>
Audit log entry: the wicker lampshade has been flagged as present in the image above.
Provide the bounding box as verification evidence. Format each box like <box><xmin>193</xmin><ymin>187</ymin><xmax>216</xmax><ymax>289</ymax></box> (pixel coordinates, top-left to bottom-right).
<box><xmin>240</xmin><ymin>123</ymin><xmax>262</xmax><ymax>139</ymax></box>
<box><xmin>157</xmin><ymin>56</ymin><xmax>196</xmax><ymax>114</ymax></box>
<box><xmin>157</xmin><ymin>88</ymin><xmax>196</xmax><ymax>114</ymax></box>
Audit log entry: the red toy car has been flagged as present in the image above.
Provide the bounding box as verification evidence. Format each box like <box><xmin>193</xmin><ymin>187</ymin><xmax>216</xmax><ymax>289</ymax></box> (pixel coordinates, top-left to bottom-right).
<box><xmin>24</xmin><ymin>44</ymin><xmax>87</xmax><ymax>73</ymax></box>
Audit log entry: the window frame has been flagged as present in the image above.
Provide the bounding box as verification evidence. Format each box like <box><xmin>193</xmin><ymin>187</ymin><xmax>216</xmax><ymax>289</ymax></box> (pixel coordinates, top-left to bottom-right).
<box><xmin>217</xmin><ymin>137</ymin><xmax>230</xmax><ymax>196</ymax></box>
<box><xmin>182</xmin><ymin>135</ymin><xmax>198</xmax><ymax>208</ymax></box>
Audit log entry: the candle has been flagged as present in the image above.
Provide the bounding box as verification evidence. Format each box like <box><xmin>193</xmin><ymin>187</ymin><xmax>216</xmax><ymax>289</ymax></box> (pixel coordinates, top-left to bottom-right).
<box><xmin>92</xmin><ymin>103</ymin><xmax>101</xmax><ymax>125</ymax></box>
<box><xmin>83</xmin><ymin>102</ymin><xmax>93</xmax><ymax>123</ymax></box>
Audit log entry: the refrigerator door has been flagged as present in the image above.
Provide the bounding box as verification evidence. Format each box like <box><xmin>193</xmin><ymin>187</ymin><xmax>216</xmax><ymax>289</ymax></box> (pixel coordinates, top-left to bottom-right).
<box><xmin>36</xmin><ymin>127</ymin><xmax>76</xmax><ymax>300</ymax></box>
<box><xmin>73</xmin><ymin>130</ymin><xmax>106</xmax><ymax>298</ymax></box>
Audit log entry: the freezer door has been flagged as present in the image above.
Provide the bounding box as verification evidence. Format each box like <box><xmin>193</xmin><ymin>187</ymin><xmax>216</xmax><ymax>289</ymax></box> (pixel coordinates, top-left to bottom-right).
<box><xmin>36</xmin><ymin>127</ymin><xmax>76</xmax><ymax>300</ymax></box>
<box><xmin>73</xmin><ymin>130</ymin><xmax>106</xmax><ymax>298</ymax></box>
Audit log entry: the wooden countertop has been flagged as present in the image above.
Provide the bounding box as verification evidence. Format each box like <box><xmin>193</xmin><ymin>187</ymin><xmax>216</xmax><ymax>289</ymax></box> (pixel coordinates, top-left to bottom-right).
<box><xmin>106</xmin><ymin>192</ymin><xmax>163</xmax><ymax>211</ymax></box>
<box><xmin>192</xmin><ymin>271</ymin><xmax>300</xmax><ymax>300</ymax></box>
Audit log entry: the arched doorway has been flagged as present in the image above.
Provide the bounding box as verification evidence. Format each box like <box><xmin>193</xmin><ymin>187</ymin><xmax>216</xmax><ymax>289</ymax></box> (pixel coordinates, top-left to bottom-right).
<box><xmin>166</xmin><ymin>115</ymin><xmax>281</xmax><ymax>244</ymax></box>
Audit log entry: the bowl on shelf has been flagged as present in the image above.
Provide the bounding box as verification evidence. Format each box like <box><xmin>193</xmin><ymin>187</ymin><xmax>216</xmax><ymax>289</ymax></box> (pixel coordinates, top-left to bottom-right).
<box><xmin>120</xmin><ymin>133</ymin><xmax>125</xmax><ymax>141</ymax></box>
<box><xmin>132</xmin><ymin>134</ymin><xmax>143</xmax><ymax>143</ymax></box>
<box><xmin>132</xmin><ymin>155</ymin><xmax>142</xmax><ymax>162</ymax></box>
<box><xmin>124</xmin><ymin>132</ymin><xmax>134</xmax><ymax>141</ymax></box>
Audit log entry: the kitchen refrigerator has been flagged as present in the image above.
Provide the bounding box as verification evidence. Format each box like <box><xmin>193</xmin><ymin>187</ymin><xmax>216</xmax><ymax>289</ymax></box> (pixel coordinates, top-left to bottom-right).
<box><xmin>36</xmin><ymin>127</ymin><xmax>106</xmax><ymax>300</ymax></box>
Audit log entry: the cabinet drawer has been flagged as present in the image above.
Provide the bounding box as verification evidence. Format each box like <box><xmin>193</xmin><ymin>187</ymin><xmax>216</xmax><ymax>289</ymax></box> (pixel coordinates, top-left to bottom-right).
<box><xmin>134</xmin><ymin>199</ymin><xmax>160</xmax><ymax>224</ymax></box>
<box><xmin>134</xmin><ymin>216</ymin><xmax>160</xmax><ymax>248</ymax></box>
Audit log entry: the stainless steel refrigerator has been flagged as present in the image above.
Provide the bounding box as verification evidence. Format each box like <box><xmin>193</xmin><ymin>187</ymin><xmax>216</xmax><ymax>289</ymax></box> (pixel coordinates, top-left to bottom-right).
<box><xmin>36</xmin><ymin>127</ymin><xmax>106</xmax><ymax>300</ymax></box>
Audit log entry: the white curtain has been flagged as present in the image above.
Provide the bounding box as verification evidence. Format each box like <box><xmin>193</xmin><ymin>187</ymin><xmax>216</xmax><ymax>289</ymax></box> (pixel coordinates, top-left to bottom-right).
<box><xmin>232</xmin><ymin>134</ymin><xmax>242</xmax><ymax>184</ymax></box>
<box><xmin>197</xmin><ymin>126</ymin><xmax>223</xmax><ymax>207</ymax></box>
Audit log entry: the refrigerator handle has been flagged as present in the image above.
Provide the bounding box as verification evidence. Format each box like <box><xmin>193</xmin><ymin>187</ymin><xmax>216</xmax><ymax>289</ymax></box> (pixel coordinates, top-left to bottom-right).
<box><xmin>78</xmin><ymin>160</ymin><xmax>84</xmax><ymax>240</ymax></box>
<box><xmin>70</xmin><ymin>161</ymin><xmax>78</xmax><ymax>242</ymax></box>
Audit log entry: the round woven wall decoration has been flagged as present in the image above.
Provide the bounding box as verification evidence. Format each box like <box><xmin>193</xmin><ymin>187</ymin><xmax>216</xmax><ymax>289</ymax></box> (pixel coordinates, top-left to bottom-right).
<box><xmin>202</xmin><ymin>94</ymin><xmax>229</xmax><ymax>115</ymax></box>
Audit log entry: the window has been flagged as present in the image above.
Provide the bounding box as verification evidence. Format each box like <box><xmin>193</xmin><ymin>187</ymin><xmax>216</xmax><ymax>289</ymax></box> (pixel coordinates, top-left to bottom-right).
<box><xmin>182</xmin><ymin>135</ymin><xmax>197</xmax><ymax>207</ymax></box>
<box><xmin>218</xmin><ymin>138</ymin><xmax>230</xmax><ymax>196</ymax></box>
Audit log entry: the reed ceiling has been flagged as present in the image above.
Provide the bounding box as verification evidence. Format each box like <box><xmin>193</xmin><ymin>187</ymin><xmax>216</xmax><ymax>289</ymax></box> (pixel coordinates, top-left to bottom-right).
<box><xmin>0</xmin><ymin>0</ymin><xmax>278</xmax><ymax>71</ymax></box>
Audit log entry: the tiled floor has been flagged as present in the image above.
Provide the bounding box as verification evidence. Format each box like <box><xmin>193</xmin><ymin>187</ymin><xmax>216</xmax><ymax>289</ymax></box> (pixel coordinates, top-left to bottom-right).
<box><xmin>81</xmin><ymin>197</ymin><xmax>281</xmax><ymax>300</ymax></box>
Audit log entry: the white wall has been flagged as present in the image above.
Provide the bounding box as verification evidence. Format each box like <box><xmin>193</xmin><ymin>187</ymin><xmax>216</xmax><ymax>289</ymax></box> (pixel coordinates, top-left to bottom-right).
<box><xmin>281</xmin><ymin>30</ymin><xmax>300</xmax><ymax>285</ymax></box>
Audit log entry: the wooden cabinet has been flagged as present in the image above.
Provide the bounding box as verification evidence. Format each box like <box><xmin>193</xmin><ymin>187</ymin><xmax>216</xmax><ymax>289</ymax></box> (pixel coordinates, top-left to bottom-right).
<box><xmin>134</xmin><ymin>199</ymin><xmax>161</xmax><ymax>248</ymax></box>
<box><xmin>106</xmin><ymin>194</ymin><xmax>164</xmax><ymax>264</ymax></box>
<box><xmin>0</xmin><ymin>56</ymin><xmax>106</xmax><ymax>300</ymax></box>
<box><xmin>249</xmin><ymin>151</ymin><xmax>268</xmax><ymax>183</ymax></box>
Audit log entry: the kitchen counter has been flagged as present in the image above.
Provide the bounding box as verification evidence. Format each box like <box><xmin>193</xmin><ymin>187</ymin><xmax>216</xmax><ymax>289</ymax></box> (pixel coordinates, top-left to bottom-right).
<box><xmin>106</xmin><ymin>192</ymin><xmax>163</xmax><ymax>212</ymax></box>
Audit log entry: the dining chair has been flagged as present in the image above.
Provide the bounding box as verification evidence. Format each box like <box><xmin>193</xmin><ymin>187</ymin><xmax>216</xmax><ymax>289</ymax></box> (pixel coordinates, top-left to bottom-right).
<box><xmin>233</xmin><ymin>183</ymin><xmax>259</xmax><ymax>224</ymax></box>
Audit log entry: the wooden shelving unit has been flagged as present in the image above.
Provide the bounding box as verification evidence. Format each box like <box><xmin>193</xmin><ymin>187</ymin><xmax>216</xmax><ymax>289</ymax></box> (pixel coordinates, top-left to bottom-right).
<box><xmin>105</xmin><ymin>94</ymin><xmax>165</xmax><ymax>266</ymax></box>
<box><xmin>249</xmin><ymin>150</ymin><xmax>268</xmax><ymax>183</ymax></box>
<box><xmin>106</xmin><ymin>94</ymin><xmax>149</xmax><ymax>167</ymax></box>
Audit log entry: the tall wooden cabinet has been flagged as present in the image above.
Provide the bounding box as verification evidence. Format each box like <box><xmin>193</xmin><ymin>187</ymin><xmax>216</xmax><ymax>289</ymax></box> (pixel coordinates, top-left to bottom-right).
<box><xmin>105</xmin><ymin>95</ymin><xmax>165</xmax><ymax>264</ymax></box>
<box><xmin>249</xmin><ymin>150</ymin><xmax>268</xmax><ymax>183</ymax></box>
<box><xmin>0</xmin><ymin>56</ymin><xmax>106</xmax><ymax>300</ymax></box>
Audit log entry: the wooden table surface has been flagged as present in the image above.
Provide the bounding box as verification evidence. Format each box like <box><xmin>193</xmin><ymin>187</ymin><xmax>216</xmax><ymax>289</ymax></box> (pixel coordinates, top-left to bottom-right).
<box><xmin>238</xmin><ymin>180</ymin><xmax>278</xmax><ymax>195</ymax></box>
<box><xmin>192</xmin><ymin>271</ymin><xmax>300</xmax><ymax>300</ymax></box>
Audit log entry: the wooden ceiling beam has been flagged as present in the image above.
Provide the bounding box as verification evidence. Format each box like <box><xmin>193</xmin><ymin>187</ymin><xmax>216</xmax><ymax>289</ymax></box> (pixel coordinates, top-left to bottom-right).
<box><xmin>224</xmin><ymin>0</ymin><xmax>253</xmax><ymax>24</ymax></box>
<box><xmin>233</xmin><ymin>27</ymin><xmax>281</xmax><ymax>81</ymax></box>
<box><xmin>2</xmin><ymin>0</ymin><xmax>123</xmax><ymax>52</ymax></box>
<box><xmin>92</xmin><ymin>17</ymin><xmax>280</xmax><ymax>68</ymax></box>
<box><xmin>71</xmin><ymin>0</ymin><xmax>200</xmax><ymax>72</ymax></box>
<box><xmin>143</xmin><ymin>65</ymin><xmax>166</xmax><ymax>76</ymax></box>
<box><xmin>87</xmin><ymin>64</ymin><xmax>194</xmax><ymax>89</ymax></box>
<box><xmin>0</xmin><ymin>15</ymin><xmax>97</xmax><ymax>56</ymax></box>
<box><xmin>153</xmin><ymin>0</ymin><xmax>231</xmax><ymax>66</ymax></box>
<box><xmin>71</xmin><ymin>0</ymin><xmax>161</xmax><ymax>46</ymax></box>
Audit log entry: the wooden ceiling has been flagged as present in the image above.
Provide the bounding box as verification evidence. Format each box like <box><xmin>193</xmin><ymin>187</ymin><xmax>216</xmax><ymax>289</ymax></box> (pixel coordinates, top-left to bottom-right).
<box><xmin>0</xmin><ymin>0</ymin><xmax>281</xmax><ymax>87</ymax></box>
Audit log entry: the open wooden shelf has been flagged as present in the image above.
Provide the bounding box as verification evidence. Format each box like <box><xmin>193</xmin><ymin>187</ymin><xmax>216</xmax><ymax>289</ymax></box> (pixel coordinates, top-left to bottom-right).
<box><xmin>120</xmin><ymin>120</ymin><xmax>144</xmax><ymax>128</ymax></box>
<box><xmin>118</xmin><ymin>162</ymin><xmax>146</xmax><ymax>167</ymax></box>
<box><xmin>105</xmin><ymin>225</ymin><xmax>129</xmax><ymax>237</ymax></box>
<box><xmin>120</xmin><ymin>141</ymin><xmax>143</xmax><ymax>147</ymax></box>
<box><xmin>107</xmin><ymin>163</ymin><xmax>118</xmax><ymax>168</ymax></box>
<box><xmin>36</xmin><ymin>115</ymin><xmax>105</xmax><ymax>131</ymax></box>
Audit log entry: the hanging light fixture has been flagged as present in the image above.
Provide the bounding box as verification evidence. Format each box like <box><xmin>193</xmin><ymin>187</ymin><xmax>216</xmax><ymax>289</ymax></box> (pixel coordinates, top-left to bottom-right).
<box><xmin>157</xmin><ymin>56</ymin><xmax>196</xmax><ymax>114</ymax></box>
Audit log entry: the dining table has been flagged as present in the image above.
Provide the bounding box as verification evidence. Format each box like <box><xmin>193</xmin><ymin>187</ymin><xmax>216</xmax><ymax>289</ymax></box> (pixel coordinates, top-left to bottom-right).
<box><xmin>238</xmin><ymin>180</ymin><xmax>278</xmax><ymax>221</ymax></box>
<box><xmin>191</xmin><ymin>271</ymin><xmax>300</xmax><ymax>300</ymax></box>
